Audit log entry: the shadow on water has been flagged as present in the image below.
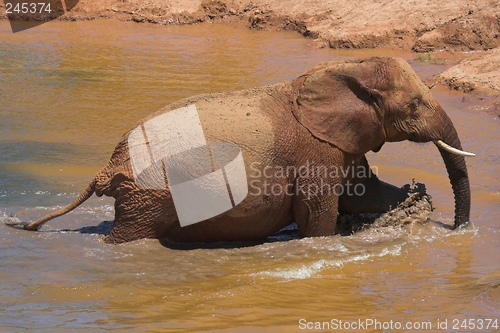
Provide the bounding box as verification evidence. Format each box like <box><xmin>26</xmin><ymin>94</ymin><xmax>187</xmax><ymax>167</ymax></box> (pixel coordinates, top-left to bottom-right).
<box><xmin>3</xmin><ymin>219</ymin><xmax>114</xmax><ymax>235</ymax></box>
<box><xmin>4</xmin><ymin>217</ymin><xmax>370</xmax><ymax>249</ymax></box>
<box><xmin>159</xmin><ymin>223</ymin><xmax>302</xmax><ymax>250</ymax></box>
<box><xmin>59</xmin><ymin>220</ymin><xmax>115</xmax><ymax>235</ymax></box>
<box><xmin>3</xmin><ymin>218</ymin><xmax>301</xmax><ymax>249</ymax></box>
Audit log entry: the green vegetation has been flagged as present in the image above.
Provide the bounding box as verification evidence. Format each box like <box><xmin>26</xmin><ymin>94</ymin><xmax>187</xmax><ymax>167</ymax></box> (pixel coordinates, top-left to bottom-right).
<box><xmin>414</xmin><ymin>53</ymin><xmax>447</xmax><ymax>65</ymax></box>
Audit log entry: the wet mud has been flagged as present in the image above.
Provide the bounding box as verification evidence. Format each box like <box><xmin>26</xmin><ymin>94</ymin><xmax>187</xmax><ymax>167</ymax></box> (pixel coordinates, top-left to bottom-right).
<box><xmin>337</xmin><ymin>182</ymin><xmax>434</xmax><ymax>236</ymax></box>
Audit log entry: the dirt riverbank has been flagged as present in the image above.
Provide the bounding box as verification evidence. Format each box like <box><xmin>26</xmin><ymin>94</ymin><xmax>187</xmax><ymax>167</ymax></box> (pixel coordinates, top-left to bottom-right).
<box><xmin>1</xmin><ymin>0</ymin><xmax>500</xmax><ymax>105</ymax></box>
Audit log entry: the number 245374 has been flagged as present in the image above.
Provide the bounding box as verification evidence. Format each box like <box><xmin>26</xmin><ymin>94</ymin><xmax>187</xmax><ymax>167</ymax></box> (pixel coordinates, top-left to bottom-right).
<box><xmin>6</xmin><ymin>2</ymin><xmax>52</xmax><ymax>14</ymax></box>
<box><xmin>452</xmin><ymin>318</ymin><xmax>498</xmax><ymax>330</ymax></box>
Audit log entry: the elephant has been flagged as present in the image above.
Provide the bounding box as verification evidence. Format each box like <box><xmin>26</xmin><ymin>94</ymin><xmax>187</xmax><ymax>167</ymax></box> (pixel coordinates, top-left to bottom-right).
<box><xmin>10</xmin><ymin>57</ymin><xmax>475</xmax><ymax>244</ymax></box>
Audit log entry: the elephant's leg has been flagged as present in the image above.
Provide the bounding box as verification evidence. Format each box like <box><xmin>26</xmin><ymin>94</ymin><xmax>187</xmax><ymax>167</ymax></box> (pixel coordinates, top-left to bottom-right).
<box><xmin>104</xmin><ymin>181</ymin><xmax>175</xmax><ymax>243</ymax></box>
<box><xmin>339</xmin><ymin>156</ymin><xmax>408</xmax><ymax>214</ymax></box>
<box><xmin>292</xmin><ymin>179</ymin><xmax>339</xmax><ymax>237</ymax></box>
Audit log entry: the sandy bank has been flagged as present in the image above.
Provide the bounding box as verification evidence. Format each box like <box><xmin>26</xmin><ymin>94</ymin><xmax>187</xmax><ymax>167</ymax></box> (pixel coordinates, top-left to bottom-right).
<box><xmin>429</xmin><ymin>48</ymin><xmax>500</xmax><ymax>95</ymax></box>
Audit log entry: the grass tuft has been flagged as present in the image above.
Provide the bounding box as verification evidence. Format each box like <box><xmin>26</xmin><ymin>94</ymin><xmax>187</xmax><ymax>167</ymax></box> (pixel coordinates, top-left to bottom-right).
<box><xmin>414</xmin><ymin>53</ymin><xmax>447</xmax><ymax>65</ymax></box>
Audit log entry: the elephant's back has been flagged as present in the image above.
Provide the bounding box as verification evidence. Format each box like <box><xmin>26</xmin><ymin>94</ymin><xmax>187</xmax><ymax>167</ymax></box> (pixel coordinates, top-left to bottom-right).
<box><xmin>130</xmin><ymin>84</ymin><xmax>294</xmax><ymax>166</ymax></box>
<box><xmin>104</xmin><ymin>83</ymin><xmax>299</xmax><ymax>198</ymax></box>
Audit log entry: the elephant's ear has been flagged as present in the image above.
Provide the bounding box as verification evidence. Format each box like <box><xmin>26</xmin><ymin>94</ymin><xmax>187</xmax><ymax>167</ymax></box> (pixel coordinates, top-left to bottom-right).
<box><xmin>293</xmin><ymin>62</ymin><xmax>387</xmax><ymax>155</ymax></box>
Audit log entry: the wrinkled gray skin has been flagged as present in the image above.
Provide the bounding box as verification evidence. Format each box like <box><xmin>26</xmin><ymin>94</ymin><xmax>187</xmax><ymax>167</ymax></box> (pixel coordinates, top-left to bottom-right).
<box><xmin>17</xmin><ymin>57</ymin><xmax>471</xmax><ymax>243</ymax></box>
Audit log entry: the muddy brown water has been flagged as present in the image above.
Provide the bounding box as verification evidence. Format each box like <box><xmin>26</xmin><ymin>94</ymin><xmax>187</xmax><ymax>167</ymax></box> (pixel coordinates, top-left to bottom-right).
<box><xmin>0</xmin><ymin>20</ymin><xmax>499</xmax><ymax>333</ymax></box>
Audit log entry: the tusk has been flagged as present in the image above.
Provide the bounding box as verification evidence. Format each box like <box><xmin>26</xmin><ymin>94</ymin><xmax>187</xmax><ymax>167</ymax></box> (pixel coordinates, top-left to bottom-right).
<box><xmin>433</xmin><ymin>140</ymin><xmax>476</xmax><ymax>157</ymax></box>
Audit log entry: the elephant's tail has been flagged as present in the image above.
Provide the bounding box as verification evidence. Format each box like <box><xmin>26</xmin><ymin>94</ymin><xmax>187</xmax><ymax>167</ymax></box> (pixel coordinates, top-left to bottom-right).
<box><xmin>9</xmin><ymin>178</ymin><xmax>96</xmax><ymax>232</ymax></box>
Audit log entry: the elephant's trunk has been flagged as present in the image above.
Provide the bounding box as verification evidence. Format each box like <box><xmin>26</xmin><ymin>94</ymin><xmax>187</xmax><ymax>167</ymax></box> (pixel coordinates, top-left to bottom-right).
<box><xmin>434</xmin><ymin>116</ymin><xmax>471</xmax><ymax>229</ymax></box>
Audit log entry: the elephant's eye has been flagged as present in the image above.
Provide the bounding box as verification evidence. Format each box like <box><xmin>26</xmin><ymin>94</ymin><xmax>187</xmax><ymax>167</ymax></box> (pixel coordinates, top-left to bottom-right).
<box><xmin>409</xmin><ymin>98</ymin><xmax>419</xmax><ymax>113</ymax></box>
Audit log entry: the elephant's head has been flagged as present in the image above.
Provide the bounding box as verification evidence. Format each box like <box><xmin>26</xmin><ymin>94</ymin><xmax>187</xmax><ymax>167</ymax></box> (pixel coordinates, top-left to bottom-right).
<box><xmin>292</xmin><ymin>57</ymin><xmax>474</xmax><ymax>229</ymax></box>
